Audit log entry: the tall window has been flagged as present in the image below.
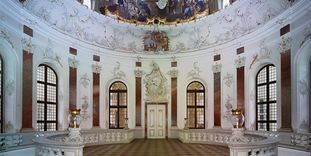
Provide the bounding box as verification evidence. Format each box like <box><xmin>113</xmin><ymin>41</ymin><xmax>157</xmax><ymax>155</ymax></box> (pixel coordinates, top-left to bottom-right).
<box><xmin>256</xmin><ymin>65</ymin><xmax>277</xmax><ymax>131</ymax></box>
<box><xmin>187</xmin><ymin>81</ymin><xmax>205</xmax><ymax>129</ymax></box>
<box><xmin>0</xmin><ymin>56</ymin><xmax>3</xmax><ymax>133</ymax></box>
<box><xmin>37</xmin><ymin>65</ymin><xmax>58</xmax><ymax>131</ymax></box>
<box><xmin>109</xmin><ymin>81</ymin><xmax>127</xmax><ymax>129</ymax></box>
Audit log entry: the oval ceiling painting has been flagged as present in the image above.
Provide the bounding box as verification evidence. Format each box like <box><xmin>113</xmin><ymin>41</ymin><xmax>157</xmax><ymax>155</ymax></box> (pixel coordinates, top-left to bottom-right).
<box><xmin>105</xmin><ymin>0</ymin><xmax>211</xmax><ymax>25</ymax></box>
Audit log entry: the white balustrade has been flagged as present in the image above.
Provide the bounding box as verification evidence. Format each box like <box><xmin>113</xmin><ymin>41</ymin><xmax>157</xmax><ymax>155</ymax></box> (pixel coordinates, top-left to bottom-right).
<box><xmin>31</xmin><ymin>129</ymin><xmax>134</xmax><ymax>156</ymax></box>
<box><xmin>179</xmin><ymin>129</ymin><xmax>279</xmax><ymax>156</ymax></box>
<box><xmin>290</xmin><ymin>133</ymin><xmax>311</xmax><ymax>150</ymax></box>
<box><xmin>0</xmin><ymin>134</ymin><xmax>23</xmax><ymax>150</ymax></box>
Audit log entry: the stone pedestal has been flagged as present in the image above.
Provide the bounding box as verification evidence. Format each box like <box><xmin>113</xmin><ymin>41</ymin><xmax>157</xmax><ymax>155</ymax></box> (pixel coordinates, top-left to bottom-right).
<box><xmin>66</xmin><ymin>128</ymin><xmax>83</xmax><ymax>144</ymax></box>
<box><xmin>230</xmin><ymin>128</ymin><xmax>248</xmax><ymax>143</ymax></box>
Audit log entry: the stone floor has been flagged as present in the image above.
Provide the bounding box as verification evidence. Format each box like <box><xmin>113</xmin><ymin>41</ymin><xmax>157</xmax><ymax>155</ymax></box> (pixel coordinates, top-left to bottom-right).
<box><xmin>84</xmin><ymin>139</ymin><xmax>230</xmax><ymax>156</ymax></box>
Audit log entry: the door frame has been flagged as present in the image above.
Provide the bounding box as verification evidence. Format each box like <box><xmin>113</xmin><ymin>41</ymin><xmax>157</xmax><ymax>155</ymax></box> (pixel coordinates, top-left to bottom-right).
<box><xmin>145</xmin><ymin>102</ymin><xmax>168</xmax><ymax>139</ymax></box>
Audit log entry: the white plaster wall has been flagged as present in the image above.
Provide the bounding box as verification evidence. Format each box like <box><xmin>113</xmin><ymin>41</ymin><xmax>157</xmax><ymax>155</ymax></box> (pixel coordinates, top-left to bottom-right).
<box><xmin>0</xmin><ymin>0</ymin><xmax>310</xmax><ymax>134</ymax></box>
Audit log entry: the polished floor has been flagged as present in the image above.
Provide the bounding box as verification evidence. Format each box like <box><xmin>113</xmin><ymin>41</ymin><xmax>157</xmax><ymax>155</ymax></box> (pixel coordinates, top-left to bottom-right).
<box><xmin>84</xmin><ymin>139</ymin><xmax>230</xmax><ymax>156</ymax></box>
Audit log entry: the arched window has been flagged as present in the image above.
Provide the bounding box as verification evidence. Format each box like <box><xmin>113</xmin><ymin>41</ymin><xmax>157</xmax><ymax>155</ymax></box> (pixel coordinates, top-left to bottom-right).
<box><xmin>256</xmin><ymin>65</ymin><xmax>277</xmax><ymax>131</ymax></box>
<box><xmin>109</xmin><ymin>81</ymin><xmax>127</xmax><ymax>129</ymax></box>
<box><xmin>0</xmin><ymin>56</ymin><xmax>3</xmax><ymax>133</ymax></box>
<box><xmin>36</xmin><ymin>65</ymin><xmax>58</xmax><ymax>131</ymax></box>
<box><xmin>187</xmin><ymin>81</ymin><xmax>205</xmax><ymax>129</ymax></box>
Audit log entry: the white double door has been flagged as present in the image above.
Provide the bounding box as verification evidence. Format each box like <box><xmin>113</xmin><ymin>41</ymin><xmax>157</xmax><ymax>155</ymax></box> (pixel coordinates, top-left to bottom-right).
<box><xmin>147</xmin><ymin>105</ymin><xmax>166</xmax><ymax>139</ymax></box>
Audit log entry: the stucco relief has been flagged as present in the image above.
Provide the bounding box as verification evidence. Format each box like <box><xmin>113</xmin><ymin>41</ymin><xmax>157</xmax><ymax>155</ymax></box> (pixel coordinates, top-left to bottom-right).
<box><xmin>92</xmin><ymin>63</ymin><xmax>102</xmax><ymax>74</ymax></box>
<box><xmin>112</xmin><ymin>61</ymin><xmax>126</xmax><ymax>79</ymax></box>
<box><xmin>134</xmin><ymin>68</ymin><xmax>144</xmax><ymax>78</ymax></box>
<box><xmin>249</xmin><ymin>40</ymin><xmax>272</xmax><ymax>69</ymax></box>
<box><xmin>223</xmin><ymin>95</ymin><xmax>233</xmax><ymax>122</ymax></box>
<box><xmin>0</xmin><ymin>27</ymin><xmax>13</xmax><ymax>48</ymax></box>
<box><xmin>80</xmin><ymin>96</ymin><xmax>90</xmax><ymax>121</ymax></box>
<box><xmin>298</xmin><ymin>79</ymin><xmax>309</xmax><ymax>96</ymax></box>
<box><xmin>68</xmin><ymin>57</ymin><xmax>79</xmax><ymax>68</ymax></box>
<box><xmin>212</xmin><ymin>63</ymin><xmax>222</xmax><ymax>73</ymax></box>
<box><xmin>223</xmin><ymin>73</ymin><xmax>233</xmax><ymax>88</ymax></box>
<box><xmin>188</xmin><ymin>62</ymin><xmax>201</xmax><ymax>78</ymax></box>
<box><xmin>5</xmin><ymin>79</ymin><xmax>15</xmax><ymax>96</ymax></box>
<box><xmin>21</xmin><ymin>37</ymin><xmax>35</xmax><ymax>53</ymax></box>
<box><xmin>168</xmin><ymin>69</ymin><xmax>178</xmax><ymax>78</ymax></box>
<box><xmin>299</xmin><ymin>27</ymin><xmax>311</xmax><ymax>48</ymax></box>
<box><xmin>80</xmin><ymin>73</ymin><xmax>90</xmax><ymax>88</ymax></box>
<box><xmin>234</xmin><ymin>56</ymin><xmax>246</xmax><ymax>68</ymax></box>
<box><xmin>279</xmin><ymin>34</ymin><xmax>292</xmax><ymax>53</ymax></box>
<box><xmin>43</xmin><ymin>39</ymin><xmax>64</xmax><ymax>67</ymax></box>
<box><xmin>144</xmin><ymin>62</ymin><xmax>167</xmax><ymax>103</ymax></box>
<box><xmin>23</xmin><ymin>0</ymin><xmax>289</xmax><ymax>53</ymax></box>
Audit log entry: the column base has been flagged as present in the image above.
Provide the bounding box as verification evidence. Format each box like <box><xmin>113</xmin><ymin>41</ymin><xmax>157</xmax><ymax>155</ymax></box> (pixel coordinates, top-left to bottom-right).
<box><xmin>278</xmin><ymin>127</ymin><xmax>293</xmax><ymax>132</ymax></box>
<box><xmin>20</xmin><ymin>128</ymin><xmax>35</xmax><ymax>132</ymax></box>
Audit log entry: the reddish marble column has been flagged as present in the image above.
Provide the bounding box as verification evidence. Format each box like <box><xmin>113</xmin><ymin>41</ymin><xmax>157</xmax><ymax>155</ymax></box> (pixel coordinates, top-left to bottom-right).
<box><xmin>22</xmin><ymin>51</ymin><xmax>33</xmax><ymax>130</ymax></box>
<box><xmin>135</xmin><ymin>77</ymin><xmax>142</xmax><ymax>127</ymax></box>
<box><xmin>93</xmin><ymin>73</ymin><xmax>100</xmax><ymax>127</ymax></box>
<box><xmin>69</xmin><ymin>67</ymin><xmax>77</xmax><ymax>110</ymax></box>
<box><xmin>280</xmin><ymin>51</ymin><xmax>292</xmax><ymax>131</ymax></box>
<box><xmin>237</xmin><ymin>67</ymin><xmax>245</xmax><ymax>113</ymax></box>
<box><xmin>214</xmin><ymin>72</ymin><xmax>221</xmax><ymax>127</ymax></box>
<box><xmin>171</xmin><ymin>77</ymin><xmax>177</xmax><ymax>126</ymax></box>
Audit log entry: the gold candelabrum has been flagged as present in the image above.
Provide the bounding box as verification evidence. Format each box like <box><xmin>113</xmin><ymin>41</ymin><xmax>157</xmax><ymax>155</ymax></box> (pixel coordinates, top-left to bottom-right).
<box><xmin>231</xmin><ymin>109</ymin><xmax>245</xmax><ymax>129</ymax></box>
<box><xmin>68</xmin><ymin>109</ymin><xmax>82</xmax><ymax>129</ymax></box>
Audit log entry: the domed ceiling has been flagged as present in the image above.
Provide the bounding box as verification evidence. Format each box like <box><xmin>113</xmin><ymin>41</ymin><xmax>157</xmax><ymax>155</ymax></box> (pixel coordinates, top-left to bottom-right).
<box><xmin>23</xmin><ymin>0</ymin><xmax>292</xmax><ymax>54</ymax></box>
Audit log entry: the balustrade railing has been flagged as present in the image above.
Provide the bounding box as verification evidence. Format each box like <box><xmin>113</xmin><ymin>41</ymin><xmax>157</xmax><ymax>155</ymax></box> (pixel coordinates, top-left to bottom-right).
<box><xmin>32</xmin><ymin>129</ymin><xmax>134</xmax><ymax>156</ymax></box>
<box><xmin>179</xmin><ymin>129</ymin><xmax>279</xmax><ymax>156</ymax></box>
<box><xmin>290</xmin><ymin>132</ymin><xmax>311</xmax><ymax>150</ymax></box>
<box><xmin>0</xmin><ymin>133</ymin><xmax>23</xmax><ymax>151</ymax></box>
<box><xmin>1</xmin><ymin>128</ymin><xmax>309</xmax><ymax>156</ymax></box>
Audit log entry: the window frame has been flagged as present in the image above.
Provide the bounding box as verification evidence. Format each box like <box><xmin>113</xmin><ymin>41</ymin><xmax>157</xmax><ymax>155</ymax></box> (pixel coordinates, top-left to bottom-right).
<box><xmin>36</xmin><ymin>64</ymin><xmax>58</xmax><ymax>131</ymax></box>
<box><xmin>186</xmin><ymin>81</ymin><xmax>205</xmax><ymax>129</ymax></box>
<box><xmin>255</xmin><ymin>64</ymin><xmax>277</xmax><ymax>131</ymax></box>
<box><xmin>109</xmin><ymin>81</ymin><xmax>127</xmax><ymax>129</ymax></box>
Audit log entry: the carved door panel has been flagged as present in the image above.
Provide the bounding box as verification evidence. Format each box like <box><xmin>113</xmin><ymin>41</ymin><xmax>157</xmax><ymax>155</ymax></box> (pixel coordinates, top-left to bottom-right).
<box><xmin>147</xmin><ymin>105</ymin><xmax>165</xmax><ymax>139</ymax></box>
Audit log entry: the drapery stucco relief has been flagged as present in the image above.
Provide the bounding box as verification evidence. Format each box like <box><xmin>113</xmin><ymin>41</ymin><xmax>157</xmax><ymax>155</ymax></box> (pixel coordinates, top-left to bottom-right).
<box><xmin>145</xmin><ymin>62</ymin><xmax>167</xmax><ymax>103</ymax></box>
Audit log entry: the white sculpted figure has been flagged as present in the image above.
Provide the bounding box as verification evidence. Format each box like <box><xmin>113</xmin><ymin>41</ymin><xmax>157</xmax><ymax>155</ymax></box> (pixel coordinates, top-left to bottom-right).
<box><xmin>145</xmin><ymin>62</ymin><xmax>167</xmax><ymax>103</ymax></box>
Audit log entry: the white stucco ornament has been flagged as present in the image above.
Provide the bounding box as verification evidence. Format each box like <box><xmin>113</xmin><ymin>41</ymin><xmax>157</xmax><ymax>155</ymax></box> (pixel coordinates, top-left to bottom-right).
<box><xmin>112</xmin><ymin>61</ymin><xmax>126</xmax><ymax>79</ymax></box>
<box><xmin>188</xmin><ymin>62</ymin><xmax>201</xmax><ymax>78</ymax></box>
<box><xmin>145</xmin><ymin>62</ymin><xmax>167</xmax><ymax>103</ymax></box>
<box><xmin>223</xmin><ymin>73</ymin><xmax>233</xmax><ymax>88</ymax></box>
<box><xmin>80</xmin><ymin>73</ymin><xmax>90</xmax><ymax>88</ymax></box>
